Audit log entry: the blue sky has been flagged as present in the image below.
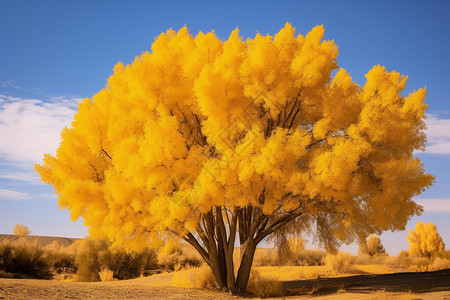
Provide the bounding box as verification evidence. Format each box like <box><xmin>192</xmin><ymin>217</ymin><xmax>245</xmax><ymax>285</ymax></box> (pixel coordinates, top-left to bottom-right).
<box><xmin>0</xmin><ymin>0</ymin><xmax>449</xmax><ymax>255</ymax></box>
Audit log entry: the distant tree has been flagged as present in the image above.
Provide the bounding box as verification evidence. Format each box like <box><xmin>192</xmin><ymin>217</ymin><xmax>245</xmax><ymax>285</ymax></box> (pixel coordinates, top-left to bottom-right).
<box><xmin>36</xmin><ymin>24</ymin><xmax>434</xmax><ymax>293</ymax></box>
<box><xmin>407</xmin><ymin>221</ymin><xmax>445</xmax><ymax>259</ymax></box>
<box><xmin>13</xmin><ymin>224</ymin><xmax>31</xmax><ymax>236</ymax></box>
<box><xmin>358</xmin><ymin>235</ymin><xmax>386</xmax><ymax>256</ymax></box>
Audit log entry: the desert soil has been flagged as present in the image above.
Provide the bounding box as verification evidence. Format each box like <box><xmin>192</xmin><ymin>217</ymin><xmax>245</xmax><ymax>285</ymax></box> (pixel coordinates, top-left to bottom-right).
<box><xmin>0</xmin><ymin>278</ymin><xmax>236</xmax><ymax>300</ymax></box>
<box><xmin>1</xmin><ymin>269</ymin><xmax>449</xmax><ymax>300</ymax></box>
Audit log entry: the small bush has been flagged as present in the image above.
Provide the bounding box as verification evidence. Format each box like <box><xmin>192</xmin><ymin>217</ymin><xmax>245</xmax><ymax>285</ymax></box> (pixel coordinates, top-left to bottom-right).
<box><xmin>76</xmin><ymin>238</ymin><xmax>157</xmax><ymax>282</ymax></box>
<box><xmin>12</xmin><ymin>224</ymin><xmax>31</xmax><ymax>236</ymax></box>
<box><xmin>252</xmin><ymin>248</ymin><xmax>278</xmax><ymax>267</ymax></box>
<box><xmin>292</xmin><ymin>249</ymin><xmax>326</xmax><ymax>266</ymax></box>
<box><xmin>157</xmin><ymin>239</ymin><xmax>202</xmax><ymax>270</ymax></box>
<box><xmin>44</xmin><ymin>241</ymin><xmax>77</xmax><ymax>273</ymax></box>
<box><xmin>432</xmin><ymin>257</ymin><xmax>450</xmax><ymax>271</ymax></box>
<box><xmin>171</xmin><ymin>267</ymin><xmax>215</xmax><ymax>289</ymax></box>
<box><xmin>253</xmin><ymin>247</ymin><xmax>325</xmax><ymax>267</ymax></box>
<box><xmin>325</xmin><ymin>252</ymin><xmax>354</xmax><ymax>275</ymax></box>
<box><xmin>358</xmin><ymin>235</ymin><xmax>386</xmax><ymax>257</ymax></box>
<box><xmin>247</xmin><ymin>270</ymin><xmax>283</xmax><ymax>298</ymax></box>
<box><xmin>99</xmin><ymin>268</ymin><xmax>114</xmax><ymax>281</ymax></box>
<box><xmin>0</xmin><ymin>270</ymin><xmax>14</xmax><ymax>278</ymax></box>
<box><xmin>0</xmin><ymin>239</ymin><xmax>52</xmax><ymax>279</ymax></box>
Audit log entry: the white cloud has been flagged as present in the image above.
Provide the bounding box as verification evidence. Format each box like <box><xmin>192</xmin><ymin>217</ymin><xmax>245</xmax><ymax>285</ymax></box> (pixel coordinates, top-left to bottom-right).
<box><xmin>416</xmin><ymin>198</ymin><xmax>450</xmax><ymax>213</ymax></box>
<box><xmin>0</xmin><ymin>188</ymin><xmax>31</xmax><ymax>201</ymax></box>
<box><xmin>0</xmin><ymin>171</ymin><xmax>42</xmax><ymax>185</ymax></box>
<box><xmin>424</xmin><ymin>114</ymin><xmax>450</xmax><ymax>155</ymax></box>
<box><xmin>0</xmin><ymin>94</ymin><xmax>80</xmax><ymax>167</ymax></box>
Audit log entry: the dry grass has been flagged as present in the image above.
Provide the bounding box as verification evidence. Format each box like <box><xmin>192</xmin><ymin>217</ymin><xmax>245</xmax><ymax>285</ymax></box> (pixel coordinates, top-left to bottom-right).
<box><xmin>0</xmin><ymin>239</ymin><xmax>53</xmax><ymax>279</ymax></box>
<box><xmin>253</xmin><ymin>265</ymin><xmax>328</xmax><ymax>281</ymax></box>
<box><xmin>157</xmin><ymin>239</ymin><xmax>202</xmax><ymax>270</ymax></box>
<box><xmin>171</xmin><ymin>266</ymin><xmax>215</xmax><ymax>289</ymax></box>
<box><xmin>99</xmin><ymin>268</ymin><xmax>114</xmax><ymax>282</ymax></box>
<box><xmin>431</xmin><ymin>257</ymin><xmax>450</xmax><ymax>270</ymax></box>
<box><xmin>325</xmin><ymin>252</ymin><xmax>356</xmax><ymax>275</ymax></box>
<box><xmin>246</xmin><ymin>269</ymin><xmax>283</xmax><ymax>298</ymax></box>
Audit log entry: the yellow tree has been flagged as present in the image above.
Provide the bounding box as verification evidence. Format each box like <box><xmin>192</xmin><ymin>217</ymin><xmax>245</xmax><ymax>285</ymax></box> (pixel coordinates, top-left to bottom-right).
<box><xmin>13</xmin><ymin>224</ymin><xmax>31</xmax><ymax>236</ymax></box>
<box><xmin>36</xmin><ymin>24</ymin><xmax>434</xmax><ymax>293</ymax></box>
<box><xmin>407</xmin><ymin>221</ymin><xmax>445</xmax><ymax>259</ymax></box>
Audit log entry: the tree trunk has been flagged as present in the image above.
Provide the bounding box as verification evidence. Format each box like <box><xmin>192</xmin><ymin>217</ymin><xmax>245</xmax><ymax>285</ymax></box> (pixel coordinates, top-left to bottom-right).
<box><xmin>179</xmin><ymin>205</ymin><xmax>301</xmax><ymax>294</ymax></box>
<box><xmin>235</xmin><ymin>239</ymin><xmax>256</xmax><ymax>292</ymax></box>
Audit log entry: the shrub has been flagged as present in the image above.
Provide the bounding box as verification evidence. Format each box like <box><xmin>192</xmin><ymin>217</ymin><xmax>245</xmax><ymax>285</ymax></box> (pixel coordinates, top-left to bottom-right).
<box><xmin>247</xmin><ymin>270</ymin><xmax>283</xmax><ymax>298</ymax></box>
<box><xmin>99</xmin><ymin>268</ymin><xmax>114</xmax><ymax>281</ymax></box>
<box><xmin>358</xmin><ymin>235</ymin><xmax>386</xmax><ymax>257</ymax></box>
<box><xmin>325</xmin><ymin>252</ymin><xmax>354</xmax><ymax>275</ymax></box>
<box><xmin>75</xmin><ymin>238</ymin><xmax>157</xmax><ymax>281</ymax></box>
<box><xmin>0</xmin><ymin>270</ymin><xmax>14</xmax><ymax>278</ymax></box>
<box><xmin>252</xmin><ymin>248</ymin><xmax>278</xmax><ymax>267</ymax></box>
<box><xmin>291</xmin><ymin>249</ymin><xmax>326</xmax><ymax>266</ymax></box>
<box><xmin>44</xmin><ymin>241</ymin><xmax>77</xmax><ymax>273</ymax></box>
<box><xmin>157</xmin><ymin>239</ymin><xmax>202</xmax><ymax>270</ymax></box>
<box><xmin>12</xmin><ymin>224</ymin><xmax>31</xmax><ymax>236</ymax></box>
<box><xmin>171</xmin><ymin>267</ymin><xmax>215</xmax><ymax>289</ymax></box>
<box><xmin>0</xmin><ymin>239</ymin><xmax>52</xmax><ymax>279</ymax></box>
<box><xmin>407</xmin><ymin>221</ymin><xmax>445</xmax><ymax>259</ymax></box>
<box><xmin>432</xmin><ymin>257</ymin><xmax>450</xmax><ymax>271</ymax></box>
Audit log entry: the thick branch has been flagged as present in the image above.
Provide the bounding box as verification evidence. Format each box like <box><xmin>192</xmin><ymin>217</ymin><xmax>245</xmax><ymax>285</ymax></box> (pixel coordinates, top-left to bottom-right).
<box><xmin>167</xmin><ymin>228</ymin><xmax>210</xmax><ymax>266</ymax></box>
<box><xmin>255</xmin><ymin>211</ymin><xmax>302</xmax><ymax>244</ymax></box>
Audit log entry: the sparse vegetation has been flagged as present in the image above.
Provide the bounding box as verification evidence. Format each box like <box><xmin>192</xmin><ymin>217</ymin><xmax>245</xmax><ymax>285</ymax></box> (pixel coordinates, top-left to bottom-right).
<box><xmin>12</xmin><ymin>224</ymin><xmax>31</xmax><ymax>236</ymax></box>
<box><xmin>157</xmin><ymin>239</ymin><xmax>202</xmax><ymax>270</ymax></box>
<box><xmin>44</xmin><ymin>241</ymin><xmax>77</xmax><ymax>274</ymax></box>
<box><xmin>75</xmin><ymin>238</ymin><xmax>158</xmax><ymax>282</ymax></box>
<box><xmin>431</xmin><ymin>257</ymin><xmax>450</xmax><ymax>271</ymax></box>
<box><xmin>99</xmin><ymin>268</ymin><xmax>115</xmax><ymax>282</ymax></box>
<box><xmin>171</xmin><ymin>266</ymin><xmax>215</xmax><ymax>289</ymax></box>
<box><xmin>246</xmin><ymin>269</ymin><xmax>283</xmax><ymax>298</ymax></box>
<box><xmin>358</xmin><ymin>235</ymin><xmax>386</xmax><ymax>257</ymax></box>
<box><xmin>325</xmin><ymin>252</ymin><xmax>355</xmax><ymax>275</ymax></box>
<box><xmin>0</xmin><ymin>239</ymin><xmax>52</xmax><ymax>279</ymax></box>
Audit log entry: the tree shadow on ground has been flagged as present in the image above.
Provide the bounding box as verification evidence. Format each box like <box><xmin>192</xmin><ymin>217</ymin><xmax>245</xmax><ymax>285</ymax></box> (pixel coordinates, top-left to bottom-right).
<box><xmin>282</xmin><ymin>268</ymin><xmax>450</xmax><ymax>296</ymax></box>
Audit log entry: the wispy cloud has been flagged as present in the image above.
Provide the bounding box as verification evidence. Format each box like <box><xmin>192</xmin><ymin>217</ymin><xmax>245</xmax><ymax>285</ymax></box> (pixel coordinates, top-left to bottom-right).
<box><xmin>1</xmin><ymin>80</ymin><xmax>42</xmax><ymax>95</ymax></box>
<box><xmin>0</xmin><ymin>94</ymin><xmax>80</xmax><ymax>167</ymax></box>
<box><xmin>1</xmin><ymin>80</ymin><xmax>43</xmax><ymax>95</ymax></box>
<box><xmin>416</xmin><ymin>198</ymin><xmax>450</xmax><ymax>213</ymax></box>
<box><xmin>0</xmin><ymin>171</ymin><xmax>42</xmax><ymax>185</ymax></box>
<box><xmin>0</xmin><ymin>188</ymin><xmax>31</xmax><ymax>201</ymax></box>
<box><xmin>425</xmin><ymin>114</ymin><xmax>450</xmax><ymax>155</ymax></box>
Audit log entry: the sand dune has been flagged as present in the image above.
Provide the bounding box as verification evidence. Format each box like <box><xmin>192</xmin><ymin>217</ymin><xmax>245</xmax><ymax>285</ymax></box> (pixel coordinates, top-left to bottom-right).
<box><xmin>0</xmin><ymin>234</ymin><xmax>80</xmax><ymax>248</ymax></box>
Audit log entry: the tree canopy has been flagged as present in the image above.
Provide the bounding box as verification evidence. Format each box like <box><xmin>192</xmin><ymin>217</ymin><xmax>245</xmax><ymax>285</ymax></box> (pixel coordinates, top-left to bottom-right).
<box><xmin>36</xmin><ymin>23</ymin><xmax>434</xmax><ymax>292</ymax></box>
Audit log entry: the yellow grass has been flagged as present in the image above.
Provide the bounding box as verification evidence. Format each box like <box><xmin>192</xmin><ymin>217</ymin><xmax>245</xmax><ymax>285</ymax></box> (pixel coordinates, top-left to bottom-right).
<box><xmin>253</xmin><ymin>265</ymin><xmax>326</xmax><ymax>281</ymax></box>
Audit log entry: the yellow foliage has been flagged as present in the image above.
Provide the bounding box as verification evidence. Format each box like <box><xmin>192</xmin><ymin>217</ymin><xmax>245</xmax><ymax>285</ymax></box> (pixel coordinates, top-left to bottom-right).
<box><xmin>407</xmin><ymin>221</ymin><xmax>445</xmax><ymax>259</ymax></box>
<box><xmin>13</xmin><ymin>224</ymin><xmax>31</xmax><ymax>236</ymax></box>
<box><xmin>35</xmin><ymin>24</ymin><xmax>433</xmax><ymax>261</ymax></box>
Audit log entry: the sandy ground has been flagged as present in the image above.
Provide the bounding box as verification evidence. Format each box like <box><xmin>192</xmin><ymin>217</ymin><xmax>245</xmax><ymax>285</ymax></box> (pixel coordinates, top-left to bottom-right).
<box><xmin>1</xmin><ymin>269</ymin><xmax>449</xmax><ymax>300</ymax></box>
<box><xmin>0</xmin><ymin>278</ymin><xmax>237</xmax><ymax>300</ymax></box>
